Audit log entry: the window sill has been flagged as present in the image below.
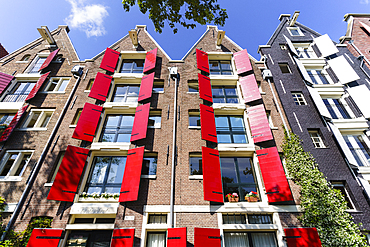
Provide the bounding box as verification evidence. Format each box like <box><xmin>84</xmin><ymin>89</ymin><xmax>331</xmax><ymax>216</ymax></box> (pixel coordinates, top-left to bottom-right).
<box><xmin>153</xmin><ymin>91</ymin><xmax>164</xmax><ymax>94</ymax></box>
<box><xmin>3</xmin><ymin>203</ymin><xmax>17</xmax><ymax>213</ymax></box>
<box><xmin>44</xmin><ymin>182</ymin><xmax>53</xmax><ymax>187</ymax></box>
<box><xmin>69</xmin><ymin>125</ymin><xmax>77</xmax><ymax>128</ymax></box>
<box><xmin>141</xmin><ymin>175</ymin><xmax>157</xmax><ymax>179</ymax></box>
<box><xmin>218</xmin><ymin>143</ymin><xmax>255</xmax><ymax>154</ymax></box>
<box><xmin>15</xmin><ymin>61</ymin><xmax>30</xmax><ymax>64</ymax></box>
<box><xmin>90</xmin><ymin>142</ymin><xmax>130</xmax><ymax>151</ymax></box>
<box><xmin>270</xmin><ymin>126</ymin><xmax>278</xmax><ymax>130</ymax></box>
<box><xmin>84</xmin><ymin>90</ymin><xmax>91</xmax><ymax>93</ymax></box>
<box><xmin>113</xmin><ymin>73</ymin><xmax>144</xmax><ymax>80</ymax></box>
<box><xmin>213</xmin><ymin>103</ymin><xmax>245</xmax><ymax>111</ymax></box>
<box><xmin>189</xmin><ymin>175</ymin><xmax>203</xmax><ymax>180</ymax></box>
<box><xmin>0</xmin><ymin>176</ymin><xmax>22</xmax><ymax>182</ymax></box>
<box><xmin>0</xmin><ymin>102</ymin><xmax>25</xmax><ymax>111</ymax></box>
<box><xmin>187</xmin><ymin>92</ymin><xmax>199</xmax><ymax>94</ymax></box>
<box><xmin>39</xmin><ymin>91</ymin><xmax>66</xmax><ymax>94</ymax></box>
<box><xmin>103</xmin><ymin>102</ymin><xmax>138</xmax><ymax>110</ymax></box>
<box><xmin>15</xmin><ymin>73</ymin><xmax>42</xmax><ymax>80</ymax></box>
<box><xmin>18</xmin><ymin>127</ymin><xmax>48</xmax><ymax>131</ymax></box>
<box><xmin>188</xmin><ymin>126</ymin><xmax>201</xmax><ymax>129</ymax></box>
<box><xmin>77</xmin><ymin>197</ymin><xmax>119</xmax><ymax>203</ymax></box>
<box><xmin>148</xmin><ymin>126</ymin><xmax>161</xmax><ymax>129</ymax></box>
<box><xmin>209</xmin><ymin>74</ymin><xmax>239</xmax><ymax>81</ymax></box>
<box><xmin>66</xmin><ymin>224</ymin><xmax>115</xmax><ymax>230</ymax></box>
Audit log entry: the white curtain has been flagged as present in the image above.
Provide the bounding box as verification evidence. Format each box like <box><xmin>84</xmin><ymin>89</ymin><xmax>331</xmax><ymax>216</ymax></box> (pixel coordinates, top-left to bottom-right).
<box><xmin>251</xmin><ymin>233</ymin><xmax>277</xmax><ymax>247</ymax></box>
<box><xmin>147</xmin><ymin>233</ymin><xmax>165</xmax><ymax>247</ymax></box>
<box><xmin>224</xmin><ymin>232</ymin><xmax>250</xmax><ymax>247</ymax></box>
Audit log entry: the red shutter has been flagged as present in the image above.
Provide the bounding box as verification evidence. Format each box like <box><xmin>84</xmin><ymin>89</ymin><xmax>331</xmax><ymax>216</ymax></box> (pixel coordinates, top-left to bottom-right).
<box><xmin>284</xmin><ymin>228</ymin><xmax>322</xmax><ymax>247</ymax></box>
<box><xmin>88</xmin><ymin>72</ymin><xmax>112</xmax><ymax>101</ymax></box>
<box><xmin>233</xmin><ymin>49</ymin><xmax>253</xmax><ymax>75</ymax></box>
<box><xmin>202</xmin><ymin>147</ymin><xmax>223</xmax><ymax>202</ymax></box>
<box><xmin>256</xmin><ymin>147</ymin><xmax>293</xmax><ymax>203</ymax></box>
<box><xmin>130</xmin><ymin>103</ymin><xmax>150</xmax><ymax>142</ymax></box>
<box><xmin>72</xmin><ymin>103</ymin><xmax>103</xmax><ymax>142</ymax></box>
<box><xmin>194</xmin><ymin>228</ymin><xmax>221</xmax><ymax>247</ymax></box>
<box><xmin>196</xmin><ymin>49</ymin><xmax>209</xmax><ymax>73</ymax></box>
<box><xmin>138</xmin><ymin>72</ymin><xmax>155</xmax><ymax>102</ymax></box>
<box><xmin>111</xmin><ymin>228</ymin><xmax>135</xmax><ymax>247</ymax></box>
<box><xmin>119</xmin><ymin>146</ymin><xmax>144</xmax><ymax>202</ymax></box>
<box><xmin>0</xmin><ymin>104</ymin><xmax>28</xmax><ymax>142</ymax></box>
<box><xmin>39</xmin><ymin>49</ymin><xmax>60</xmax><ymax>71</ymax></box>
<box><xmin>247</xmin><ymin>104</ymin><xmax>273</xmax><ymax>143</ymax></box>
<box><xmin>167</xmin><ymin>227</ymin><xmax>187</xmax><ymax>247</ymax></box>
<box><xmin>27</xmin><ymin>228</ymin><xmax>63</xmax><ymax>247</ymax></box>
<box><xmin>200</xmin><ymin>104</ymin><xmax>217</xmax><ymax>143</ymax></box>
<box><xmin>100</xmin><ymin>47</ymin><xmax>120</xmax><ymax>73</ymax></box>
<box><xmin>25</xmin><ymin>72</ymin><xmax>50</xmax><ymax>101</ymax></box>
<box><xmin>0</xmin><ymin>72</ymin><xmax>14</xmax><ymax>96</ymax></box>
<box><xmin>143</xmin><ymin>48</ymin><xmax>157</xmax><ymax>73</ymax></box>
<box><xmin>240</xmin><ymin>74</ymin><xmax>261</xmax><ymax>103</ymax></box>
<box><xmin>198</xmin><ymin>74</ymin><xmax>212</xmax><ymax>102</ymax></box>
<box><xmin>47</xmin><ymin>145</ymin><xmax>89</xmax><ymax>202</ymax></box>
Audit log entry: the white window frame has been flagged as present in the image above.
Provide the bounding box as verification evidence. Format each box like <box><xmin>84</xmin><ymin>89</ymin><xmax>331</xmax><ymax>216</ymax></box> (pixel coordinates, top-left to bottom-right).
<box><xmin>24</xmin><ymin>53</ymin><xmax>49</xmax><ymax>74</ymax></box>
<box><xmin>294</xmin><ymin>44</ymin><xmax>317</xmax><ymax>59</ymax></box>
<box><xmin>309</xmin><ymin>130</ymin><xmax>326</xmax><ymax>148</ymax></box>
<box><xmin>292</xmin><ymin>93</ymin><xmax>307</xmax><ymax>105</ymax></box>
<box><xmin>42</xmin><ymin>77</ymin><xmax>71</xmax><ymax>93</ymax></box>
<box><xmin>20</xmin><ymin>109</ymin><xmax>54</xmax><ymax>131</ymax></box>
<box><xmin>141</xmin><ymin>212</ymin><xmax>170</xmax><ymax>247</ymax></box>
<box><xmin>287</xmin><ymin>27</ymin><xmax>304</xmax><ymax>36</ymax></box>
<box><xmin>189</xmin><ymin>152</ymin><xmax>203</xmax><ymax>179</ymax></box>
<box><xmin>331</xmin><ymin>182</ymin><xmax>356</xmax><ymax>211</ymax></box>
<box><xmin>0</xmin><ymin>150</ymin><xmax>34</xmax><ymax>181</ymax></box>
<box><xmin>306</xmin><ymin>69</ymin><xmax>334</xmax><ymax>84</ymax></box>
<box><xmin>344</xmin><ymin>134</ymin><xmax>370</xmax><ymax>167</ymax></box>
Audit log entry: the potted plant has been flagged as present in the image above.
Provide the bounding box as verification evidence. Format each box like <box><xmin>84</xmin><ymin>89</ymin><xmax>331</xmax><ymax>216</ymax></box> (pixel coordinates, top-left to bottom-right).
<box><xmin>225</xmin><ymin>193</ymin><xmax>239</xmax><ymax>202</ymax></box>
<box><xmin>245</xmin><ymin>191</ymin><xmax>259</xmax><ymax>202</ymax></box>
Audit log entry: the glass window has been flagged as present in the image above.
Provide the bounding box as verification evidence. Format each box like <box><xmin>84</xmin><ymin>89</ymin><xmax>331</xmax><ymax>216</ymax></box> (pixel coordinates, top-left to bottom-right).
<box><xmin>209</xmin><ymin>60</ymin><xmax>233</xmax><ymax>75</ymax></box>
<box><xmin>86</xmin><ymin>79</ymin><xmax>94</xmax><ymax>91</ymax></box>
<box><xmin>291</xmin><ymin>93</ymin><xmax>307</xmax><ymax>105</ymax></box>
<box><xmin>148</xmin><ymin>214</ymin><xmax>167</xmax><ymax>224</ymax></box>
<box><xmin>247</xmin><ymin>214</ymin><xmax>273</xmax><ymax>224</ymax></box>
<box><xmin>147</xmin><ymin>232</ymin><xmax>166</xmax><ymax>247</ymax></box>
<box><xmin>215</xmin><ymin>116</ymin><xmax>247</xmax><ymax>143</ymax></box>
<box><xmin>2</xmin><ymin>82</ymin><xmax>36</xmax><ymax>102</ymax></box>
<box><xmin>142</xmin><ymin>156</ymin><xmax>157</xmax><ymax>176</ymax></box>
<box><xmin>224</xmin><ymin>232</ymin><xmax>277</xmax><ymax>247</ymax></box>
<box><xmin>222</xmin><ymin>214</ymin><xmax>246</xmax><ymax>224</ymax></box>
<box><xmin>44</xmin><ymin>77</ymin><xmax>70</xmax><ymax>92</ymax></box>
<box><xmin>189</xmin><ymin>153</ymin><xmax>202</xmax><ymax>175</ymax></box>
<box><xmin>153</xmin><ymin>82</ymin><xmax>164</xmax><ymax>93</ymax></box>
<box><xmin>288</xmin><ymin>27</ymin><xmax>303</xmax><ymax>36</ymax></box>
<box><xmin>344</xmin><ymin>135</ymin><xmax>370</xmax><ymax>167</ymax></box>
<box><xmin>0</xmin><ymin>114</ymin><xmax>15</xmax><ymax>139</ymax></box>
<box><xmin>309</xmin><ymin>130</ymin><xmax>325</xmax><ymax>148</ymax></box>
<box><xmin>66</xmin><ymin>230</ymin><xmax>112</xmax><ymax>247</ymax></box>
<box><xmin>189</xmin><ymin>112</ymin><xmax>200</xmax><ymax>127</ymax></box>
<box><xmin>21</xmin><ymin>109</ymin><xmax>53</xmax><ymax>129</ymax></box>
<box><xmin>307</xmin><ymin>70</ymin><xmax>330</xmax><ymax>84</ymax></box>
<box><xmin>221</xmin><ymin>157</ymin><xmax>258</xmax><ymax>202</ymax></box>
<box><xmin>0</xmin><ymin>151</ymin><xmax>32</xmax><ymax>177</ymax></box>
<box><xmin>212</xmin><ymin>86</ymin><xmax>239</xmax><ymax>103</ymax></box>
<box><xmin>148</xmin><ymin>111</ymin><xmax>161</xmax><ymax>128</ymax></box>
<box><xmin>21</xmin><ymin>54</ymin><xmax>30</xmax><ymax>61</ymax></box>
<box><xmin>323</xmin><ymin>99</ymin><xmax>350</xmax><ymax>119</ymax></box>
<box><xmin>279</xmin><ymin>63</ymin><xmax>291</xmax><ymax>74</ymax></box>
<box><xmin>111</xmin><ymin>85</ymin><xmax>139</xmax><ymax>103</ymax></box>
<box><xmin>332</xmin><ymin>182</ymin><xmax>355</xmax><ymax>209</ymax></box>
<box><xmin>49</xmin><ymin>151</ymin><xmax>65</xmax><ymax>183</ymax></box>
<box><xmin>84</xmin><ymin>156</ymin><xmax>126</xmax><ymax>194</ymax></box>
<box><xmin>27</xmin><ymin>56</ymin><xmax>47</xmax><ymax>73</ymax></box>
<box><xmin>188</xmin><ymin>80</ymin><xmax>198</xmax><ymax>92</ymax></box>
<box><xmin>120</xmin><ymin>59</ymin><xmax>144</xmax><ymax>73</ymax></box>
<box><xmin>71</xmin><ymin>109</ymin><xmax>83</xmax><ymax>125</ymax></box>
<box><xmin>100</xmin><ymin>115</ymin><xmax>134</xmax><ymax>142</ymax></box>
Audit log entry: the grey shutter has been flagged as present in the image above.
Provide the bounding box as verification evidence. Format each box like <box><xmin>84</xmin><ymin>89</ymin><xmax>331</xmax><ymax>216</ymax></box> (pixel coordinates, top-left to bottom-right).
<box><xmin>327</xmin><ymin>56</ymin><xmax>360</xmax><ymax>84</ymax></box>
<box><xmin>328</xmin><ymin>122</ymin><xmax>357</xmax><ymax>166</ymax></box>
<box><xmin>347</xmin><ymin>85</ymin><xmax>370</xmax><ymax>118</ymax></box>
<box><xmin>306</xmin><ymin>86</ymin><xmax>332</xmax><ymax>119</ymax></box>
<box><xmin>313</xmin><ymin>34</ymin><xmax>339</xmax><ymax>58</ymax></box>
<box><xmin>284</xmin><ymin>35</ymin><xmax>298</xmax><ymax>56</ymax></box>
<box><xmin>294</xmin><ymin>57</ymin><xmax>313</xmax><ymax>84</ymax></box>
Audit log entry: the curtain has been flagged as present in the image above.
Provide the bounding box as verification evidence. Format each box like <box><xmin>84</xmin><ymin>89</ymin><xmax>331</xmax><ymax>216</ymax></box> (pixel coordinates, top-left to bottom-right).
<box><xmin>251</xmin><ymin>233</ymin><xmax>277</xmax><ymax>247</ymax></box>
<box><xmin>224</xmin><ymin>232</ymin><xmax>250</xmax><ymax>247</ymax></box>
<box><xmin>147</xmin><ymin>233</ymin><xmax>165</xmax><ymax>247</ymax></box>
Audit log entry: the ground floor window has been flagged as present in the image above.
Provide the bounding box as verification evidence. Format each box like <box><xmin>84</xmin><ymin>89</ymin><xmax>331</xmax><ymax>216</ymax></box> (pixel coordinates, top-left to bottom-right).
<box><xmin>66</xmin><ymin>230</ymin><xmax>112</xmax><ymax>247</ymax></box>
<box><xmin>146</xmin><ymin>232</ymin><xmax>166</xmax><ymax>247</ymax></box>
<box><xmin>224</xmin><ymin>232</ymin><xmax>277</xmax><ymax>247</ymax></box>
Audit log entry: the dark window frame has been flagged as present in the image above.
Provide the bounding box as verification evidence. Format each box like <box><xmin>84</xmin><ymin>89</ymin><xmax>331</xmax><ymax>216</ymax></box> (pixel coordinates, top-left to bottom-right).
<box><xmin>212</xmin><ymin>86</ymin><xmax>239</xmax><ymax>104</ymax></box>
<box><xmin>209</xmin><ymin>60</ymin><xmax>233</xmax><ymax>75</ymax></box>
<box><xmin>99</xmin><ymin>114</ymin><xmax>134</xmax><ymax>143</ymax></box>
<box><xmin>215</xmin><ymin>115</ymin><xmax>248</xmax><ymax>144</ymax></box>
<box><xmin>120</xmin><ymin>59</ymin><xmax>144</xmax><ymax>73</ymax></box>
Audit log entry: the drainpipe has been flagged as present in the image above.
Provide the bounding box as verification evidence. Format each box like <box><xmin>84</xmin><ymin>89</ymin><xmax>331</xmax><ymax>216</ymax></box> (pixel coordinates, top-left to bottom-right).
<box><xmin>169</xmin><ymin>67</ymin><xmax>178</xmax><ymax>228</ymax></box>
<box><xmin>1</xmin><ymin>67</ymin><xmax>84</xmax><ymax>241</ymax></box>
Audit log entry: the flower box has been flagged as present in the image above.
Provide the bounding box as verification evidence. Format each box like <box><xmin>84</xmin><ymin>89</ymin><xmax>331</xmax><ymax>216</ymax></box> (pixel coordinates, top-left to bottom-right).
<box><xmin>228</xmin><ymin>197</ymin><xmax>239</xmax><ymax>202</ymax></box>
<box><xmin>245</xmin><ymin>196</ymin><xmax>259</xmax><ymax>202</ymax></box>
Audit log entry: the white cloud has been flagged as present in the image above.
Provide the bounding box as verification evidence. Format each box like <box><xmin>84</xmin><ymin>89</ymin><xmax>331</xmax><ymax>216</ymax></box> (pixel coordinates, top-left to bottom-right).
<box><xmin>361</xmin><ymin>0</ymin><xmax>369</xmax><ymax>4</ymax></box>
<box><xmin>65</xmin><ymin>0</ymin><xmax>109</xmax><ymax>37</ymax></box>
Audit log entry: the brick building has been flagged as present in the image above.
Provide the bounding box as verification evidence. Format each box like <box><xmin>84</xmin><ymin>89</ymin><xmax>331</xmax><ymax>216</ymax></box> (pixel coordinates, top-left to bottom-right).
<box><xmin>0</xmin><ymin>23</ymin><xmax>320</xmax><ymax>246</ymax></box>
<box><xmin>0</xmin><ymin>44</ymin><xmax>8</xmax><ymax>59</ymax></box>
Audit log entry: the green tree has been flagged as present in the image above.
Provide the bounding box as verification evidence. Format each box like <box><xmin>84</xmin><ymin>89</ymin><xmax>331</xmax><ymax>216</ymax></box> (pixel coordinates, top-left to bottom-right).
<box><xmin>122</xmin><ymin>0</ymin><xmax>228</xmax><ymax>33</ymax></box>
<box><xmin>282</xmin><ymin>131</ymin><xmax>367</xmax><ymax>247</ymax></box>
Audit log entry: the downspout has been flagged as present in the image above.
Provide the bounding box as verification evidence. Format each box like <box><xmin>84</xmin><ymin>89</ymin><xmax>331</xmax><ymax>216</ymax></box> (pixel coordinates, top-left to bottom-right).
<box><xmin>1</xmin><ymin>68</ymin><xmax>84</xmax><ymax>241</ymax></box>
<box><xmin>169</xmin><ymin>68</ymin><xmax>178</xmax><ymax>228</ymax></box>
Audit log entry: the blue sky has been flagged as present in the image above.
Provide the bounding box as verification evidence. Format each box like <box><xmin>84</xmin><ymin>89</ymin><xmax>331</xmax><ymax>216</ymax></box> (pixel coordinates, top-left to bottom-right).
<box><xmin>1</xmin><ymin>0</ymin><xmax>370</xmax><ymax>61</ymax></box>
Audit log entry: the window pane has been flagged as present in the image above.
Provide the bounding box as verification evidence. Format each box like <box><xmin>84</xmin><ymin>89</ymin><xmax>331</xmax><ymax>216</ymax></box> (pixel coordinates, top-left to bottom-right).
<box><xmin>147</xmin><ymin>233</ymin><xmax>166</xmax><ymax>247</ymax></box>
<box><xmin>230</xmin><ymin>117</ymin><xmax>244</xmax><ymax>127</ymax></box>
<box><xmin>212</xmin><ymin>88</ymin><xmax>224</xmax><ymax>96</ymax></box>
<box><xmin>251</xmin><ymin>233</ymin><xmax>277</xmax><ymax>247</ymax></box>
<box><xmin>215</xmin><ymin>116</ymin><xmax>229</xmax><ymax>127</ymax></box>
<box><xmin>248</xmin><ymin>214</ymin><xmax>272</xmax><ymax>224</ymax></box>
<box><xmin>189</xmin><ymin>116</ymin><xmax>200</xmax><ymax>126</ymax></box>
<box><xmin>190</xmin><ymin>157</ymin><xmax>202</xmax><ymax>175</ymax></box>
<box><xmin>26</xmin><ymin>112</ymin><xmax>40</xmax><ymax>127</ymax></box>
<box><xmin>58</xmin><ymin>79</ymin><xmax>69</xmax><ymax>91</ymax></box>
<box><xmin>89</xmin><ymin>157</ymin><xmax>109</xmax><ymax>184</ymax></box>
<box><xmin>106</xmin><ymin>157</ymin><xmax>126</xmax><ymax>183</ymax></box>
<box><xmin>218</xmin><ymin>134</ymin><xmax>232</xmax><ymax>143</ymax></box>
<box><xmin>105</xmin><ymin>115</ymin><xmax>120</xmax><ymax>126</ymax></box>
<box><xmin>225</xmin><ymin>88</ymin><xmax>237</xmax><ymax>96</ymax></box>
<box><xmin>233</xmin><ymin>134</ymin><xmax>247</xmax><ymax>143</ymax></box>
<box><xmin>14</xmin><ymin>154</ymin><xmax>31</xmax><ymax>176</ymax></box>
<box><xmin>142</xmin><ymin>157</ymin><xmax>158</xmax><ymax>175</ymax></box>
<box><xmin>120</xmin><ymin>115</ymin><xmax>134</xmax><ymax>126</ymax></box>
<box><xmin>220</xmin><ymin>61</ymin><xmax>232</xmax><ymax>71</ymax></box>
<box><xmin>0</xmin><ymin>154</ymin><xmax>17</xmax><ymax>176</ymax></box>
<box><xmin>221</xmin><ymin>158</ymin><xmax>238</xmax><ymax>183</ymax></box>
<box><xmin>40</xmin><ymin>113</ymin><xmax>52</xmax><ymax>127</ymax></box>
<box><xmin>224</xmin><ymin>232</ymin><xmax>249</xmax><ymax>247</ymax></box>
<box><xmin>237</xmin><ymin>158</ymin><xmax>254</xmax><ymax>183</ymax></box>
<box><xmin>116</xmin><ymin>133</ymin><xmax>131</xmax><ymax>142</ymax></box>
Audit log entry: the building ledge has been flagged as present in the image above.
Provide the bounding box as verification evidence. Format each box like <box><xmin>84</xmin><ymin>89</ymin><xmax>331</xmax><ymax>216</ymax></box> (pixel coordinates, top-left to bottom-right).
<box><xmin>333</xmin><ymin>117</ymin><xmax>369</xmax><ymax>134</ymax></box>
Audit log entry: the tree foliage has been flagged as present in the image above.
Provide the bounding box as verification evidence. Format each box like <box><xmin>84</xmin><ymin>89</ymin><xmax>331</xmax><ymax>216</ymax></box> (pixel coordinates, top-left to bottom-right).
<box><xmin>282</xmin><ymin>132</ymin><xmax>367</xmax><ymax>247</ymax></box>
<box><xmin>122</xmin><ymin>0</ymin><xmax>228</xmax><ymax>33</ymax></box>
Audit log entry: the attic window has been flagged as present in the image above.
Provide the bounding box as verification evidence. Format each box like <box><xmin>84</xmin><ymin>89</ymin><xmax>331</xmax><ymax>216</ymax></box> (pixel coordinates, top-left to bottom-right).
<box><xmin>21</xmin><ymin>55</ymin><xmax>31</xmax><ymax>61</ymax></box>
<box><xmin>287</xmin><ymin>27</ymin><xmax>303</xmax><ymax>36</ymax></box>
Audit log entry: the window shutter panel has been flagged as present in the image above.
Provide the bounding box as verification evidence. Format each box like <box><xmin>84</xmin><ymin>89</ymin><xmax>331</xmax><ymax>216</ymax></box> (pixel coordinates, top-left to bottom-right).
<box><xmin>25</xmin><ymin>72</ymin><xmax>50</xmax><ymax>101</ymax></box>
<box><xmin>143</xmin><ymin>48</ymin><xmax>157</xmax><ymax>73</ymax></box>
<box><xmin>47</xmin><ymin>145</ymin><xmax>89</xmax><ymax>202</ymax></box>
<box><xmin>100</xmin><ymin>47</ymin><xmax>120</xmax><ymax>73</ymax></box>
<box><xmin>88</xmin><ymin>72</ymin><xmax>112</xmax><ymax>101</ymax></box>
<box><xmin>347</xmin><ymin>85</ymin><xmax>370</xmax><ymax>118</ymax></box>
<box><xmin>202</xmin><ymin>147</ymin><xmax>223</xmax><ymax>202</ymax></box>
<box><xmin>72</xmin><ymin>103</ymin><xmax>103</xmax><ymax>142</ymax></box>
<box><xmin>360</xmin><ymin>21</ymin><xmax>370</xmax><ymax>34</ymax></box>
<box><xmin>283</xmin><ymin>35</ymin><xmax>298</xmax><ymax>56</ymax></box>
<box><xmin>306</xmin><ymin>86</ymin><xmax>332</xmax><ymax>119</ymax></box>
<box><xmin>194</xmin><ymin>228</ymin><xmax>221</xmax><ymax>247</ymax></box>
<box><xmin>313</xmin><ymin>34</ymin><xmax>339</xmax><ymax>58</ymax></box>
<box><xmin>233</xmin><ymin>49</ymin><xmax>253</xmax><ymax>75</ymax></box>
<box><xmin>328</xmin><ymin>122</ymin><xmax>357</xmax><ymax>166</ymax></box>
<box><xmin>293</xmin><ymin>58</ymin><xmax>313</xmax><ymax>84</ymax></box>
<box><xmin>247</xmin><ymin>104</ymin><xmax>273</xmax><ymax>143</ymax></box>
<box><xmin>198</xmin><ymin>73</ymin><xmax>212</xmax><ymax>102</ymax></box>
<box><xmin>0</xmin><ymin>72</ymin><xmax>14</xmax><ymax>96</ymax></box>
<box><xmin>240</xmin><ymin>74</ymin><xmax>262</xmax><ymax>103</ymax></box>
<box><xmin>200</xmin><ymin>104</ymin><xmax>217</xmax><ymax>143</ymax></box>
<box><xmin>119</xmin><ymin>146</ymin><xmax>144</xmax><ymax>202</ymax></box>
<box><xmin>327</xmin><ymin>55</ymin><xmax>360</xmax><ymax>84</ymax></box>
<box><xmin>111</xmin><ymin>228</ymin><xmax>135</xmax><ymax>247</ymax></box>
<box><xmin>196</xmin><ymin>49</ymin><xmax>209</xmax><ymax>73</ymax></box>
<box><xmin>256</xmin><ymin>147</ymin><xmax>294</xmax><ymax>203</ymax></box>
<box><xmin>0</xmin><ymin>104</ymin><xmax>28</xmax><ymax>142</ymax></box>
<box><xmin>39</xmin><ymin>49</ymin><xmax>60</xmax><ymax>71</ymax></box>
<box><xmin>167</xmin><ymin>227</ymin><xmax>187</xmax><ymax>247</ymax></box>
<box><xmin>27</xmin><ymin>228</ymin><xmax>63</xmax><ymax>247</ymax></box>
<box><xmin>138</xmin><ymin>72</ymin><xmax>155</xmax><ymax>102</ymax></box>
<box><xmin>284</xmin><ymin>228</ymin><xmax>322</xmax><ymax>247</ymax></box>
<box><xmin>130</xmin><ymin>103</ymin><xmax>150</xmax><ymax>142</ymax></box>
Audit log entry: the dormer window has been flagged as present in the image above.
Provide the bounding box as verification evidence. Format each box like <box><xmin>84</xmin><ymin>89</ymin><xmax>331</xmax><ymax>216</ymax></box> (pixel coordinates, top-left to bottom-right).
<box><xmin>287</xmin><ymin>27</ymin><xmax>303</xmax><ymax>36</ymax></box>
<box><xmin>120</xmin><ymin>59</ymin><xmax>144</xmax><ymax>73</ymax></box>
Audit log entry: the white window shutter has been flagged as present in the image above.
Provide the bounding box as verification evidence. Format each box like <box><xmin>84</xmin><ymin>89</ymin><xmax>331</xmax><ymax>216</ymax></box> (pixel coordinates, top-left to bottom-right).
<box><xmin>328</xmin><ymin>122</ymin><xmax>358</xmax><ymax>166</ymax></box>
<box><xmin>347</xmin><ymin>84</ymin><xmax>370</xmax><ymax>118</ymax></box>
<box><xmin>313</xmin><ymin>34</ymin><xmax>339</xmax><ymax>58</ymax></box>
<box><xmin>306</xmin><ymin>86</ymin><xmax>332</xmax><ymax>119</ymax></box>
<box><xmin>294</xmin><ymin>57</ymin><xmax>313</xmax><ymax>84</ymax></box>
<box><xmin>284</xmin><ymin>35</ymin><xmax>298</xmax><ymax>56</ymax></box>
<box><xmin>327</xmin><ymin>55</ymin><xmax>360</xmax><ymax>84</ymax></box>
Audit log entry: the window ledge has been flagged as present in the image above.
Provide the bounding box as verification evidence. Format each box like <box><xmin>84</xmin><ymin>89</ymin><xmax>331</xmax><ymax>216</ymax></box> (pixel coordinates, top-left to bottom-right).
<box><xmin>39</xmin><ymin>91</ymin><xmax>66</xmax><ymax>94</ymax></box>
<box><xmin>15</xmin><ymin>61</ymin><xmax>30</xmax><ymax>64</ymax></box>
<box><xmin>0</xmin><ymin>102</ymin><xmax>24</xmax><ymax>111</ymax></box>
<box><xmin>77</xmin><ymin>197</ymin><xmax>119</xmax><ymax>203</ymax></box>
<box><xmin>69</xmin><ymin>125</ymin><xmax>77</xmax><ymax>128</ymax></box>
<box><xmin>113</xmin><ymin>73</ymin><xmax>144</xmax><ymax>80</ymax></box>
<box><xmin>189</xmin><ymin>175</ymin><xmax>203</xmax><ymax>180</ymax></box>
<box><xmin>270</xmin><ymin>126</ymin><xmax>279</xmax><ymax>130</ymax></box>
<box><xmin>66</xmin><ymin>224</ymin><xmax>115</xmax><ymax>230</ymax></box>
<box><xmin>0</xmin><ymin>176</ymin><xmax>22</xmax><ymax>182</ymax></box>
<box><xmin>221</xmin><ymin>224</ymin><xmax>278</xmax><ymax>230</ymax></box>
<box><xmin>148</xmin><ymin>126</ymin><xmax>161</xmax><ymax>129</ymax></box>
<box><xmin>84</xmin><ymin>90</ymin><xmax>91</xmax><ymax>93</ymax></box>
<box><xmin>209</xmin><ymin>74</ymin><xmax>239</xmax><ymax>81</ymax></box>
<box><xmin>90</xmin><ymin>142</ymin><xmax>130</xmax><ymax>151</ymax></box>
<box><xmin>18</xmin><ymin>127</ymin><xmax>48</xmax><ymax>131</ymax></box>
<box><xmin>44</xmin><ymin>182</ymin><xmax>53</xmax><ymax>187</ymax></box>
<box><xmin>260</xmin><ymin>91</ymin><xmax>266</xmax><ymax>95</ymax></box>
<box><xmin>103</xmin><ymin>102</ymin><xmax>138</xmax><ymax>110</ymax></box>
<box><xmin>187</xmin><ymin>92</ymin><xmax>199</xmax><ymax>94</ymax></box>
<box><xmin>3</xmin><ymin>203</ymin><xmax>17</xmax><ymax>213</ymax></box>
<box><xmin>15</xmin><ymin>73</ymin><xmax>42</xmax><ymax>80</ymax></box>
<box><xmin>141</xmin><ymin>175</ymin><xmax>157</xmax><ymax>179</ymax></box>
<box><xmin>213</xmin><ymin>103</ymin><xmax>245</xmax><ymax>111</ymax></box>
<box><xmin>153</xmin><ymin>91</ymin><xmax>164</xmax><ymax>94</ymax></box>
<box><xmin>188</xmin><ymin>126</ymin><xmax>201</xmax><ymax>129</ymax></box>
<box><xmin>217</xmin><ymin>144</ymin><xmax>255</xmax><ymax>154</ymax></box>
